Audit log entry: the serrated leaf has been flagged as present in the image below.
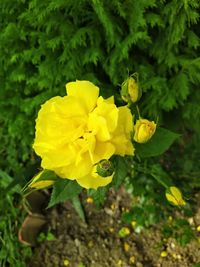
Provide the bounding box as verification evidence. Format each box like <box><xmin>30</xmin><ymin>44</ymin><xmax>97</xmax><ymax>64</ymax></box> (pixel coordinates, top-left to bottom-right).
<box><xmin>88</xmin><ymin>187</ymin><xmax>108</xmax><ymax>208</ymax></box>
<box><xmin>135</xmin><ymin>127</ymin><xmax>180</xmax><ymax>158</ymax></box>
<box><xmin>48</xmin><ymin>179</ymin><xmax>82</xmax><ymax>208</ymax></box>
<box><xmin>32</xmin><ymin>169</ymin><xmax>58</xmax><ymax>182</ymax></box>
<box><xmin>72</xmin><ymin>196</ymin><xmax>86</xmax><ymax>222</ymax></box>
<box><xmin>112</xmin><ymin>157</ymin><xmax>128</xmax><ymax>188</ymax></box>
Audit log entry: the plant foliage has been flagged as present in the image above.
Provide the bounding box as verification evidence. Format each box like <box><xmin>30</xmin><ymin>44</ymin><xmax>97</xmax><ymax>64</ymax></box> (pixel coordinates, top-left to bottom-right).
<box><xmin>0</xmin><ymin>0</ymin><xmax>199</xmax><ymax>175</ymax></box>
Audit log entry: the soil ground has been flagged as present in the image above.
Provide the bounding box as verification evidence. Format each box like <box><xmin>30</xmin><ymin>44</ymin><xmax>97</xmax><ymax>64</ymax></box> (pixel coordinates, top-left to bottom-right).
<box><xmin>28</xmin><ymin>189</ymin><xmax>200</xmax><ymax>267</ymax></box>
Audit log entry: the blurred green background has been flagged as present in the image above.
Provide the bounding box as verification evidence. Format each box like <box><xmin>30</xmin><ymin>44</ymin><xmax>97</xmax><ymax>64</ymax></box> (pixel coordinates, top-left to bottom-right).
<box><xmin>1</xmin><ymin>0</ymin><xmax>200</xmax><ymax>177</ymax></box>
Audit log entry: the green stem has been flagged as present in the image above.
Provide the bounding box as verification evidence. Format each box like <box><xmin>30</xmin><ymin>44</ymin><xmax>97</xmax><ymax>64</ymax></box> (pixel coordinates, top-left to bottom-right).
<box><xmin>136</xmin><ymin>105</ymin><xmax>141</xmax><ymax>119</ymax></box>
<box><xmin>150</xmin><ymin>173</ymin><xmax>168</xmax><ymax>189</ymax></box>
<box><xmin>135</xmin><ymin>166</ymin><xmax>169</xmax><ymax>189</ymax></box>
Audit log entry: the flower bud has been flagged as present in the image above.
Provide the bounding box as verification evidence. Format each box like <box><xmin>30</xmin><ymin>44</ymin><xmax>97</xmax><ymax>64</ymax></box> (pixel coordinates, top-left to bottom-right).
<box><xmin>134</xmin><ymin>119</ymin><xmax>156</xmax><ymax>143</ymax></box>
<box><xmin>29</xmin><ymin>170</ymin><xmax>55</xmax><ymax>189</ymax></box>
<box><xmin>96</xmin><ymin>160</ymin><xmax>114</xmax><ymax>177</ymax></box>
<box><xmin>121</xmin><ymin>75</ymin><xmax>141</xmax><ymax>103</ymax></box>
<box><xmin>165</xmin><ymin>186</ymin><xmax>186</xmax><ymax>206</ymax></box>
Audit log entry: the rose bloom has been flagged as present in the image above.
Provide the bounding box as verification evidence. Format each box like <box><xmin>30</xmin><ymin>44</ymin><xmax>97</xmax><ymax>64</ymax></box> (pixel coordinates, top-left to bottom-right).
<box><xmin>134</xmin><ymin>119</ymin><xmax>156</xmax><ymax>143</ymax></box>
<box><xmin>33</xmin><ymin>81</ymin><xmax>134</xmax><ymax>189</ymax></box>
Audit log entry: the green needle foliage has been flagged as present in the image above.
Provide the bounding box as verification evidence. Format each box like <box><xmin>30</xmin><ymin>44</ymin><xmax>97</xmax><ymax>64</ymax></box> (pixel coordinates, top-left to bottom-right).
<box><xmin>0</xmin><ymin>0</ymin><xmax>199</xmax><ymax>174</ymax></box>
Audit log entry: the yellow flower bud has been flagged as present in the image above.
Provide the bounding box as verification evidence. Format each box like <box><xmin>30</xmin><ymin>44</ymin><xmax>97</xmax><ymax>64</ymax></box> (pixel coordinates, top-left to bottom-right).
<box><xmin>29</xmin><ymin>170</ymin><xmax>55</xmax><ymax>189</ymax></box>
<box><xmin>121</xmin><ymin>75</ymin><xmax>141</xmax><ymax>103</ymax></box>
<box><xmin>165</xmin><ymin>186</ymin><xmax>186</xmax><ymax>206</ymax></box>
<box><xmin>134</xmin><ymin>119</ymin><xmax>156</xmax><ymax>143</ymax></box>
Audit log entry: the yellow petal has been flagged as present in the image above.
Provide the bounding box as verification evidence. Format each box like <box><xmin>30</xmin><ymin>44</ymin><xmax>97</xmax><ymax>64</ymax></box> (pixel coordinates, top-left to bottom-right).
<box><xmin>41</xmin><ymin>145</ymin><xmax>76</xmax><ymax>169</ymax></box>
<box><xmin>88</xmin><ymin>113</ymin><xmax>111</xmax><ymax>142</ymax></box>
<box><xmin>66</xmin><ymin>80</ymin><xmax>99</xmax><ymax>112</ymax></box>
<box><xmin>54</xmin><ymin>153</ymin><xmax>93</xmax><ymax>179</ymax></box>
<box><xmin>166</xmin><ymin>193</ymin><xmax>179</xmax><ymax>205</ymax></box>
<box><xmin>111</xmin><ymin>106</ymin><xmax>134</xmax><ymax>156</ymax></box>
<box><xmin>170</xmin><ymin>187</ymin><xmax>182</xmax><ymax>200</ymax></box>
<box><xmin>93</xmin><ymin>141</ymin><xmax>115</xmax><ymax>164</ymax></box>
<box><xmin>33</xmin><ymin>96</ymin><xmax>87</xmax><ymax>157</ymax></box>
<box><xmin>166</xmin><ymin>187</ymin><xmax>186</xmax><ymax>206</ymax></box>
<box><xmin>76</xmin><ymin>165</ymin><xmax>114</xmax><ymax>189</ymax></box>
<box><xmin>94</xmin><ymin>96</ymin><xmax>119</xmax><ymax>133</ymax></box>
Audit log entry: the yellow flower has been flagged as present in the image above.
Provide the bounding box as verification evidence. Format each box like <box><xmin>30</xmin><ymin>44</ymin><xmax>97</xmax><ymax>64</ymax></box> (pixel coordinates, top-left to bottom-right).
<box><xmin>63</xmin><ymin>259</ymin><xmax>70</xmax><ymax>266</ymax></box>
<box><xmin>118</xmin><ymin>227</ymin><xmax>130</xmax><ymax>237</ymax></box>
<box><xmin>134</xmin><ymin>118</ymin><xmax>156</xmax><ymax>143</ymax></box>
<box><xmin>86</xmin><ymin>197</ymin><xmax>93</xmax><ymax>204</ymax></box>
<box><xmin>129</xmin><ymin>256</ymin><xmax>135</xmax><ymax>264</ymax></box>
<box><xmin>33</xmin><ymin>80</ymin><xmax>134</xmax><ymax>189</ymax></box>
<box><xmin>165</xmin><ymin>186</ymin><xmax>186</xmax><ymax>206</ymax></box>
<box><xmin>124</xmin><ymin>242</ymin><xmax>130</xmax><ymax>252</ymax></box>
<box><xmin>160</xmin><ymin>251</ymin><xmax>168</xmax><ymax>257</ymax></box>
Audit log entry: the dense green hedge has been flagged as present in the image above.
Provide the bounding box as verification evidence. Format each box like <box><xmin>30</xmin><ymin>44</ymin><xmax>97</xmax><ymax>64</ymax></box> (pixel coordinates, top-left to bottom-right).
<box><xmin>0</xmin><ymin>0</ymin><xmax>199</xmax><ymax>174</ymax></box>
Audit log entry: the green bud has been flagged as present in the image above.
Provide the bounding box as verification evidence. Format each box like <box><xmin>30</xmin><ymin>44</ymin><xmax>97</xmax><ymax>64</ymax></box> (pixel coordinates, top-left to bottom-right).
<box><xmin>121</xmin><ymin>74</ymin><xmax>142</xmax><ymax>103</ymax></box>
<box><xmin>96</xmin><ymin>160</ymin><xmax>114</xmax><ymax>177</ymax></box>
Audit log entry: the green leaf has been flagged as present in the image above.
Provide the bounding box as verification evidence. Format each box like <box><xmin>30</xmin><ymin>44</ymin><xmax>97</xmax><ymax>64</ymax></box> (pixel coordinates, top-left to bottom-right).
<box><xmin>32</xmin><ymin>169</ymin><xmax>58</xmax><ymax>182</ymax></box>
<box><xmin>72</xmin><ymin>196</ymin><xmax>86</xmax><ymax>222</ymax></box>
<box><xmin>88</xmin><ymin>187</ymin><xmax>108</xmax><ymax>208</ymax></box>
<box><xmin>135</xmin><ymin>127</ymin><xmax>180</xmax><ymax>158</ymax></box>
<box><xmin>48</xmin><ymin>179</ymin><xmax>82</xmax><ymax>208</ymax></box>
<box><xmin>112</xmin><ymin>156</ymin><xmax>128</xmax><ymax>188</ymax></box>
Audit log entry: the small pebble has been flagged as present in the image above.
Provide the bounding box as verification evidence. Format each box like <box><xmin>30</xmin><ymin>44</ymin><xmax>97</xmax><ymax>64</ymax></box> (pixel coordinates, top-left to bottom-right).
<box><xmin>136</xmin><ymin>262</ymin><xmax>143</xmax><ymax>267</ymax></box>
<box><xmin>88</xmin><ymin>241</ymin><xmax>93</xmax><ymax>248</ymax></box>
<box><xmin>109</xmin><ymin>227</ymin><xmax>114</xmax><ymax>233</ymax></box>
<box><xmin>170</xmin><ymin>242</ymin><xmax>175</xmax><ymax>249</ymax></box>
<box><xmin>188</xmin><ymin>217</ymin><xmax>194</xmax><ymax>225</ymax></box>
<box><xmin>111</xmin><ymin>203</ymin><xmax>116</xmax><ymax>210</ymax></box>
<box><xmin>117</xmin><ymin>259</ymin><xmax>122</xmax><ymax>266</ymax></box>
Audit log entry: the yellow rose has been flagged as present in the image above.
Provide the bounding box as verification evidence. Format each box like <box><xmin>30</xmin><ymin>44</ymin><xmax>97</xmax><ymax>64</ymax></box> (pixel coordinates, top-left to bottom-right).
<box><xmin>33</xmin><ymin>80</ymin><xmax>134</xmax><ymax>189</ymax></box>
<box><xmin>134</xmin><ymin>119</ymin><xmax>156</xmax><ymax>143</ymax></box>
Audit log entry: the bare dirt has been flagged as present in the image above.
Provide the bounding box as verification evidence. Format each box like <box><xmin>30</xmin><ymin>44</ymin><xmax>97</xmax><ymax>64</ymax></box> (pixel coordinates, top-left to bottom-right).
<box><xmin>28</xmin><ymin>189</ymin><xmax>200</xmax><ymax>267</ymax></box>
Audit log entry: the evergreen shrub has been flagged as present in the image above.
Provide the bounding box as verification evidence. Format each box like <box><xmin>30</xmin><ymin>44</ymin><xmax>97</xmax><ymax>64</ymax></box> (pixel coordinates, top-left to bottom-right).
<box><xmin>0</xmin><ymin>0</ymin><xmax>199</xmax><ymax>175</ymax></box>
